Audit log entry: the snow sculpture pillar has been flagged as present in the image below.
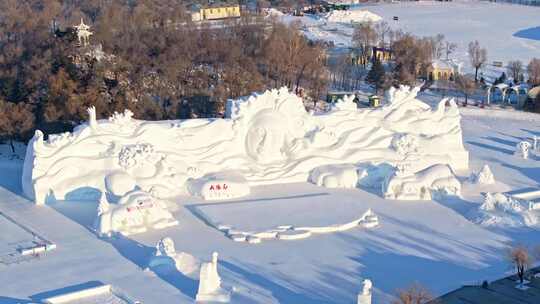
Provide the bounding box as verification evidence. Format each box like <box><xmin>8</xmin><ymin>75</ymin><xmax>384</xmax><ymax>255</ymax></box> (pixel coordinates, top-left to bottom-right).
<box><xmin>196</xmin><ymin>252</ymin><xmax>230</xmax><ymax>303</ymax></box>
<box><xmin>533</xmin><ymin>136</ymin><xmax>538</xmax><ymax>151</ymax></box>
<box><xmin>94</xmin><ymin>194</ymin><xmax>111</xmax><ymax>236</ymax></box>
<box><xmin>87</xmin><ymin>106</ymin><xmax>98</xmax><ymax>131</ymax></box>
<box><xmin>515</xmin><ymin>141</ymin><xmax>531</xmax><ymax>159</ymax></box>
<box><xmin>357</xmin><ymin>279</ymin><xmax>372</xmax><ymax>304</ymax></box>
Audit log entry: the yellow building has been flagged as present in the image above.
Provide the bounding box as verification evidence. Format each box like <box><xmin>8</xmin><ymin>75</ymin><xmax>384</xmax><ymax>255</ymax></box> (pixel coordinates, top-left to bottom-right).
<box><xmin>191</xmin><ymin>4</ymin><xmax>241</xmax><ymax>22</ymax></box>
<box><xmin>372</xmin><ymin>47</ymin><xmax>392</xmax><ymax>62</ymax></box>
<box><xmin>428</xmin><ymin>59</ymin><xmax>456</xmax><ymax>81</ymax></box>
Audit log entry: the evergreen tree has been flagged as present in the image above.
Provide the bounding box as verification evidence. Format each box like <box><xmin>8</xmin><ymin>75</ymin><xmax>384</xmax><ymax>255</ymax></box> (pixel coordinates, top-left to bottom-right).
<box><xmin>366</xmin><ymin>58</ymin><xmax>386</xmax><ymax>93</ymax></box>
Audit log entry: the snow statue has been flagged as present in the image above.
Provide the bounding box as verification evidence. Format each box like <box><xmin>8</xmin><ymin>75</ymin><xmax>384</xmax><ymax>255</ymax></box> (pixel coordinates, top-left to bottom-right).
<box><xmin>515</xmin><ymin>141</ymin><xmax>532</xmax><ymax>159</ymax></box>
<box><xmin>533</xmin><ymin>136</ymin><xmax>538</xmax><ymax>152</ymax></box>
<box><xmin>87</xmin><ymin>106</ymin><xmax>98</xmax><ymax>131</ymax></box>
<box><xmin>94</xmin><ymin>190</ymin><xmax>178</xmax><ymax>236</ymax></box>
<box><xmin>469</xmin><ymin>164</ymin><xmax>495</xmax><ymax>185</ymax></box>
<box><xmin>23</xmin><ymin>86</ymin><xmax>469</xmax><ymax>205</ymax></box>
<box><xmin>74</xmin><ymin>18</ymin><xmax>93</xmax><ymax>46</ymax></box>
<box><xmin>196</xmin><ymin>252</ymin><xmax>231</xmax><ymax>303</ymax></box>
<box><xmin>357</xmin><ymin>279</ymin><xmax>372</xmax><ymax>304</ymax></box>
<box><xmin>383</xmin><ymin>164</ymin><xmax>461</xmax><ymax>200</ymax></box>
<box><xmin>147</xmin><ymin>237</ymin><xmax>200</xmax><ymax>277</ymax></box>
<box><xmin>360</xmin><ymin>209</ymin><xmax>379</xmax><ymax>228</ymax></box>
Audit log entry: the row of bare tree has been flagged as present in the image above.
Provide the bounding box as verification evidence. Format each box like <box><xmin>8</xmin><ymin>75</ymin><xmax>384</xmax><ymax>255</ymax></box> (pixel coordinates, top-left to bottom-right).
<box><xmin>0</xmin><ymin>0</ymin><xmax>328</xmax><ymax>148</ymax></box>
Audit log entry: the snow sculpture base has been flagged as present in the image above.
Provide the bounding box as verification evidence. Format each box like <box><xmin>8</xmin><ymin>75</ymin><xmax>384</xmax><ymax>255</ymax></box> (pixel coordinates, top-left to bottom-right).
<box><xmin>215</xmin><ymin>209</ymin><xmax>378</xmax><ymax>244</ymax></box>
<box><xmin>23</xmin><ymin>86</ymin><xmax>468</xmax><ymax>205</ymax></box>
<box><xmin>95</xmin><ymin>191</ymin><xmax>178</xmax><ymax>236</ymax></box>
<box><xmin>383</xmin><ymin>164</ymin><xmax>461</xmax><ymax>200</ymax></box>
<box><xmin>309</xmin><ymin>165</ymin><xmax>358</xmax><ymax>188</ymax></box>
<box><xmin>196</xmin><ymin>252</ymin><xmax>230</xmax><ymax>303</ymax></box>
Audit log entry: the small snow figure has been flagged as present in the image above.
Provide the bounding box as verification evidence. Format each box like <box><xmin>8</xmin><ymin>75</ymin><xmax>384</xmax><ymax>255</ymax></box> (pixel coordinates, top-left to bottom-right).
<box><xmin>515</xmin><ymin>141</ymin><xmax>532</xmax><ymax>159</ymax></box>
<box><xmin>196</xmin><ymin>252</ymin><xmax>231</xmax><ymax>303</ymax></box>
<box><xmin>533</xmin><ymin>136</ymin><xmax>538</xmax><ymax>151</ymax></box>
<box><xmin>156</xmin><ymin>237</ymin><xmax>176</xmax><ymax>257</ymax></box>
<box><xmin>470</xmin><ymin>164</ymin><xmax>495</xmax><ymax>185</ymax></box>
<box><xmin>357</xmin><ymin>279</ymin><xmax>372</xmax><ymax>304</ymax></box>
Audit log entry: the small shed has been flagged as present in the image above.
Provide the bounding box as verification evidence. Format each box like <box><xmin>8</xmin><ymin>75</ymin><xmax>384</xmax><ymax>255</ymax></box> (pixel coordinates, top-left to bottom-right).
<box><xmin>368</xmin><ymin>95</ymin><xmax>380</xmax><ymax>107</ymax></box>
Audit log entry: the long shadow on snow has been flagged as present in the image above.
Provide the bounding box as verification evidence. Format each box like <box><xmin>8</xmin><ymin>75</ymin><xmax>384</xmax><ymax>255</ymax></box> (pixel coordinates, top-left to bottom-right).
<box><xmin>222</xmin><ymin>261</ymin><xmax>329</xmax><ymax>304</ymax></box>
<box><xmin>466</xmin><ymin>141</ymin><xmax>514</xmax><ymax>155</ymax></box>
<box><xmin>106</xmin><ymin>234</ymin><xmax>198</xmax><ymax>300</ymax></box>
<box><xmin>501</xmin><ymin>163</ymin><xmax>540</xmax><ymax>187</ymax></box>
<box><xmin>514</xmin><ymin>26</ymin><xmax>540</xmax><ymax>41</ymax></box>
<box><xmin>0</xmin><ymin>296</ymin><xmax>33</xmax><ymax>304</ymax></box>
<box><xmin>335</xmin><ymin>231</ymin><xmax>507</xmax><ymax>298</ymax></box>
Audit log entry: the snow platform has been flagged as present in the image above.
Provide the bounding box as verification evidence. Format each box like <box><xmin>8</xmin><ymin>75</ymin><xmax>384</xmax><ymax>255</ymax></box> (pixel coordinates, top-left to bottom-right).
<box><xmin>189</xmin><ymin>183</ymin><xmax>374</xmax><ymax>242</ymax></box>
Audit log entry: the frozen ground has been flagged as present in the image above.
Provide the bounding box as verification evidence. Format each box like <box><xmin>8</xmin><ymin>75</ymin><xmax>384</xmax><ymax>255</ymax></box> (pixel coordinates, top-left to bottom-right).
<box><xmin>284</xmin><ymin>0</ymin><xmax>540</xmax><ymax>76</ymax></box>
<box><xmin>0</xmin><ymin>98</ymin><xmax>540</xmax><ymax>303</ymax></box>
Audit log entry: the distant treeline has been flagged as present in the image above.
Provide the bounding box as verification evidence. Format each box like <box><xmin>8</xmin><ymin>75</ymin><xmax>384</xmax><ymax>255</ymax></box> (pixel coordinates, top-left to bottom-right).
<box><xmin>0</xmin><ymin>0</ymin><xmax>327</xmax><ymax>147</ymax></box>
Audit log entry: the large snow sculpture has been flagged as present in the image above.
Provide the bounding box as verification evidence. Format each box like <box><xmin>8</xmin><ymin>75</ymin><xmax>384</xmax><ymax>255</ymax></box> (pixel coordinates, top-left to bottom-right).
<box><xmin>383</xmin><ymin>164</ymin><xmax>461</xmax><ymax>200</ymax></box>
<box><xmin>23</xmin><ymin>86</ymin><xmax>468</xmax><ymax>204</ymax></box>
<box><xmin>357</xmin><ymin>279</ymin><xmax>372</xmax><ymax>304</ymax></box>
<box><xmin>94</xmin><ymin>190</ymin><xmax>178</xmax><ymax>236</ymax></box>
<box><xmin>515</xmin><ymin>141</ymin><xmax>532</xmax><ymax>159</ymax></box>
<box><xmin>309</xmin><ymin>165</ymin><xmax>358</xmax><ymax>188</ymax></box>
<box><xmin>147</xmin><ymin>237</ymin><xmax>200</xmax><ymax>277</ymax></box>
<box><xmin>196</xmin><ymin>252</ymin><xmax>231</xmax><ymax>303</ymax></box>
<box><xmin>469</xmin><ymin>164</ymin><xmax>495</xmax><ymax>185</ymax></box>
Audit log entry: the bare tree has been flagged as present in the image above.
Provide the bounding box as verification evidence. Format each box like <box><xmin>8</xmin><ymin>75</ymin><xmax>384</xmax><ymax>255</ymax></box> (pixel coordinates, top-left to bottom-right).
<box><xmin>527</xmin><ymin>58</ymin><xmax>540</xmax><ymax>86</ymax></box>
<box><xmin>455</xmin><ymin>75</ymin><xmax>476</xmax><ymax>106</ymax></box>
<box><xmin>468</xmin><ymin>40</ymin><xmax>487</xmax><ymax>82</ymax></box>
<box><xmin>508</xmin><ymin>245</ymin><xmax>532</xmax><ymax>286</ymax></box>
<box><xmin>507</xmin><ymin>60</ymin><xmax>523</xmax><ymax>83</ymax></box>
<box><xmin>374</xmin><ymin>21</ymin><xmax>391</xmax><ymax>47</ymax></box>
<box><xmin>430</xmin><ymin>34</ymin><xmax>445</xmax><ymax>59</ymax></box>
<box><xmin>352</xmin><ymin>22</ymin><xmax>377</xmax><ymax>68</ymax></box>
<box><xmin>393</xmin><ymin>283</ymin><xmax>433</xmax><ymax>304</ymax></box>
<box><xmin>444</xmin><ymin>41</ymin><xmax>457</xmax><ymax>60</ymax></box>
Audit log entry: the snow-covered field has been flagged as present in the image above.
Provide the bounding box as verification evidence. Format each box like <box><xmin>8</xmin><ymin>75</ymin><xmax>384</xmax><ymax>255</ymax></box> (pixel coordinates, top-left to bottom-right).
<box><xmin>286</xmin><ymin>0</ymin><xmax>540</xmax><ymax>75</ymax></box>
<box><xmin>1</xmin><ymin>87</ymin><xmax>540</xmax><ymax>303</ymax></box>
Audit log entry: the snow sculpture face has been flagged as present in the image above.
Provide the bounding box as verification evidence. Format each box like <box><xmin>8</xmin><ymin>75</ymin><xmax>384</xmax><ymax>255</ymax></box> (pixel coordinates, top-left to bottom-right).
<box><xmin>157</xmin><ymin>237</ymin><xmax>176</xmax><ymax>256</ymax></box>
<box><xmin>245</xmin><ymin>110</ymin><xmax>290</xmax><ymax>163</ymax></box>
<box><xmin>362</xmin><ymin>279</ymin><xmax>372</xmax><ymax>295</ymax></box>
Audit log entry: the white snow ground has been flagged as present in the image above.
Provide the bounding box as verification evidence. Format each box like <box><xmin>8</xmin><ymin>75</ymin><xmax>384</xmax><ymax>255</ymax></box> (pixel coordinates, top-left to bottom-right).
<box><xmin>284</xmin><ymin>0</ymin><xmax>540</xmax><ymax>77</ymax></box>
<box><xmin>1</xmin><ymin>97</ymin><xmax>540</xmax><ymax>303</ymax></box>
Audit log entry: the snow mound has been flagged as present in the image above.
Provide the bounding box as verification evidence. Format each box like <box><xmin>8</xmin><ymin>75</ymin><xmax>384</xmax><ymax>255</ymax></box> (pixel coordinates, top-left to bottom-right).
<box><xmin>309</xmin><ymin>164</ymin><xmax>358</xmax><ymax>188</ymax></box>
<box><xmin>324</xmin><ymin>10</ymin><xmax>382</xmax><ymax>24</ymax></box>
<box><xmin>469</xmin><ymin>164</ymin><xmax>495</xmax><ymax>185</ymax></box>
<box><xmin>383</xmin><ymin>164</ymin><xmax>461</xmax><ymax>200</ymax></box>
<box><xmin>468</xmin><ymin>192</ymin><xmax>540</xmax><ymax>228</ymax></box>
<box><xmin>147</xmin><ymin>237</ymin><xmax>200</xmax><ymax>278</ymax></box>
<box><xmin>23</xmin><ymin>86</ymin><xmax>468</xmax><ymax>205</ymax></box>
<box><xmin>94</xmin><ymin>191</ymin><xmax>178</xmax><ymax>236</ymax></box>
